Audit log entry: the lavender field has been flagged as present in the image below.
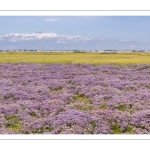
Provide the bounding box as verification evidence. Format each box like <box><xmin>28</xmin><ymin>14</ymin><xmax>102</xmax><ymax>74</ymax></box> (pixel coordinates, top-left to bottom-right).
<box><xmin>0</xmin><ymin>63</ymin><xmax>150</xmax><ymax>134</ymax></box>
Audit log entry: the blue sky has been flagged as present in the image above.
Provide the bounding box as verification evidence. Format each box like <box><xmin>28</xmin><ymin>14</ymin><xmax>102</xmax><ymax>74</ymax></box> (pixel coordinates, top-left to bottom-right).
<box><xmin>0</xmin><ymin>16</ymin><xmax>150</xmax><ymax>50</ymax></box>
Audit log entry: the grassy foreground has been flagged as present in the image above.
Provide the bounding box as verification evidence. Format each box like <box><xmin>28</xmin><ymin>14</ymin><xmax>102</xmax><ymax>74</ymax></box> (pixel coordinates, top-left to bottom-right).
<box><xmin>1</xmin><ymin>52</ymin><xmax>150</xmax><ymax>65</ymax></box>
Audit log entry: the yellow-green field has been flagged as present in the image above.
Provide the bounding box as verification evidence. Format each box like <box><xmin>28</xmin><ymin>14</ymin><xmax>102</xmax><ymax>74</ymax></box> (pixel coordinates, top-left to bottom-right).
<box><xmin>0</xmin><ymin>52</ymin><xmax>150</xmax><ymax>65</ymax></box>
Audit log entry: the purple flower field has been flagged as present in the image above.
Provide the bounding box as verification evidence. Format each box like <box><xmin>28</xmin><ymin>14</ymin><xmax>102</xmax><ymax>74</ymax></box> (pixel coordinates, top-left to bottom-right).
<box><xmin>0</xmin><ymin>63</ymin><xmax>150</xmax><ymax>134</ymax></box>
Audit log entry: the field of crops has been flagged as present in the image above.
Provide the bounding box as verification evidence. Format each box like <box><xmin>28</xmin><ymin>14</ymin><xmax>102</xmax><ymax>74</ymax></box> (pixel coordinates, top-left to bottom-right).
<box><xmin>1</xmin><ymin>52</ymin><xmax>150</xmax><ymax>65</ymax></box>
<box><xmin>0</xmin><ymin>63</ymin><xmax>150</xmax><ymax>134</ymax></box>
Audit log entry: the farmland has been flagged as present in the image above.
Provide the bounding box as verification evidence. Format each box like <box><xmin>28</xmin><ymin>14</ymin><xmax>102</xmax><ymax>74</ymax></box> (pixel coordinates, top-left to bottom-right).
<box><xmin>1</xmin><ymin>52</ymin><xmax>150</xmax><ymax>65</ymax></box>
<box><xmin>0</xmin><ymin>62</ymin><xmax>150</xmax><ymax>134</ymax></box>
<box><xmin>0</xmin><ymin>63</ymin><xmax>150</xmax><ymax>134</ymax></box>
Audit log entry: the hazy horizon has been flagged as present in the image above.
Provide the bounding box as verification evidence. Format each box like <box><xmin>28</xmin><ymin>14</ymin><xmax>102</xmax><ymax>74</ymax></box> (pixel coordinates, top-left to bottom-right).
<box><xmin>0</xmin><ymin>16</ymin><xmax>150</xmax><ymax>50</ymax></box>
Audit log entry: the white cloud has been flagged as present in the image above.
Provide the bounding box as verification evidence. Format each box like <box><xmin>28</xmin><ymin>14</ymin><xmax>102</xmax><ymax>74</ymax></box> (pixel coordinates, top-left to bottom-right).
<box><xmin>1</xmin><ymin>32</ymin><xmax>149</xmax><ymax>50</ymax></box>
<box><xmin>4</xmin><ymin>33</ymin><xmax>58</xmax><ymax>41</ymax></box>
<box><xmin>1</xmin><ymin>33</ymin><xmax>93</xmax><ymax>43</ymax></box>
<box><xmin>16</xmin><ymin>18</ymin><xmax>34</xmax><ymax>23</ymax></box>
<box><xmin>44</xmin><ymin>18</ymin><xmax>59</xmax><ymax>22</ymax></box>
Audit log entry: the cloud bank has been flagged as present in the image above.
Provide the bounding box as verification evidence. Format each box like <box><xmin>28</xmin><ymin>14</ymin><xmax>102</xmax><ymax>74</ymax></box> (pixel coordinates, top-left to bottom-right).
<box><xmin>0</xmin><ymin>32</ymin><xmax>149</xmax><ymax>50</ymax></box>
